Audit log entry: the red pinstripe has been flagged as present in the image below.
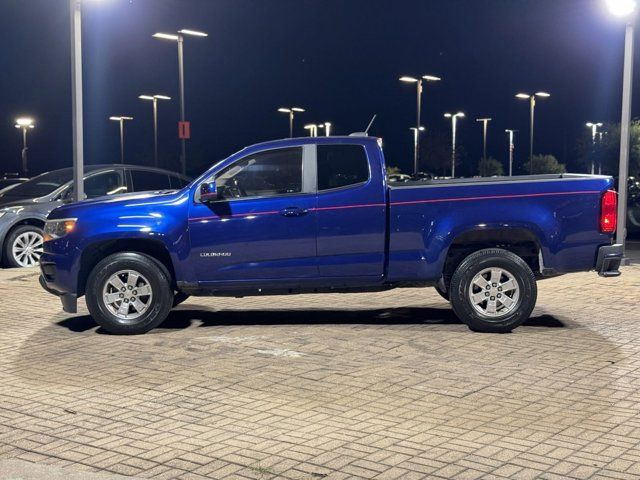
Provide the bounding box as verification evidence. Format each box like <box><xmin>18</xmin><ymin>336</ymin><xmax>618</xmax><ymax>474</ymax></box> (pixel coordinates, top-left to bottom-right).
<box><xmin>188</xmin><ymin>190</ymin><xmax>601</xmax><ymax>223</ymax></box>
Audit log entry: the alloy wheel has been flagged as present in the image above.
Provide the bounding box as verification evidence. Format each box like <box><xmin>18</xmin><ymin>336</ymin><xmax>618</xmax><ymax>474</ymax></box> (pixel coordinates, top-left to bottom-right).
<box><xmin>12</xmin><ymin>231</ymin><xmax>44</xmax><ymax>267</ymax></box>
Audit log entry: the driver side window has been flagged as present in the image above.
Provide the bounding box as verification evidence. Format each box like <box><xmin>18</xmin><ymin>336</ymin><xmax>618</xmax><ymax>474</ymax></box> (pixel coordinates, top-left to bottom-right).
<box><xmin>215</xmin><ymin>147</ymin><xmax>302</xmax><ymax>200</ymax></box>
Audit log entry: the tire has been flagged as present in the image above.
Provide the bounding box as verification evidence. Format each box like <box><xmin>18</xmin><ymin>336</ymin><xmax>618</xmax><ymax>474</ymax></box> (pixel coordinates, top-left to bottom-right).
<box><xmin>434</xmin><ymin>278</ymin><xmax>450</xmax><ymax>301</ymax></box>
<box><xmin>85</xmin><ymin>252</ymin><xmax>173</xmax><ymax>335</ymax></box>
<box><xmin>3</xmin><ymin>225</ymin><xmax>44</xmax><ymax>268</ymax></box>
<box><xmin>449</xmin><ymin>248</ymin><xmax>537</xmax><ymax>333</ymax></box>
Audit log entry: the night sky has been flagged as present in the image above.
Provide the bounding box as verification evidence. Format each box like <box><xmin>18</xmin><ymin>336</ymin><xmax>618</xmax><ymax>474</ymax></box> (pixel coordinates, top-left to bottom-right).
<box><xmin>1</xmin><ymin>0</ymin><xmax>638</xmax><ymax>177</ymax></box>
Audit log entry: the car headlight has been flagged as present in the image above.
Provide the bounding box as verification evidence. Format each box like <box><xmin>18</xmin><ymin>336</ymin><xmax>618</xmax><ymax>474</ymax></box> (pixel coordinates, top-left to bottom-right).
<box><xmin>44</xmin><ymin>218</ymin><xmax>77</xmax><ymax>241</ymax></box>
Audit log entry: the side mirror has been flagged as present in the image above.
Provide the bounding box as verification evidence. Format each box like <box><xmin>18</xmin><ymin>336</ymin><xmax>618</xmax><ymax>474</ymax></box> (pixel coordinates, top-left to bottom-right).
<box><xmin>200</xmin><ymin>181</ymin><xmax>218</xmax><ymax>202</ymax></box>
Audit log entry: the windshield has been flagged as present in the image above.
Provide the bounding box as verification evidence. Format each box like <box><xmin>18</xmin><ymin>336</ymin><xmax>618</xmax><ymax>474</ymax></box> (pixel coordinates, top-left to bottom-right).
<box><xmin>4</xmin><ymin>169</ymin><xmax>73</xmax><ymax>198</ymax></box>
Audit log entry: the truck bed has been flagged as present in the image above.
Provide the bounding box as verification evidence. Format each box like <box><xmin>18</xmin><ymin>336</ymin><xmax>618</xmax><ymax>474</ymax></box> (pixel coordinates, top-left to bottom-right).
<box><xmin>386</xmin><ymin>173</ymin><xmax>615</xmax><ymax>283</ymax></box>
<box><xmin>389</xmin><ymin>173</ymin><xmax>607</xmax><ymax>188</ymax></box>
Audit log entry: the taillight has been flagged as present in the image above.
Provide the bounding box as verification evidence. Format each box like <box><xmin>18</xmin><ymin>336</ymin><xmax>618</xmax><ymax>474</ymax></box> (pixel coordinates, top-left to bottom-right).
<box><xmin>600</xmin><ymin>190</ymin><xmax>617</xmax><ymax>234</ymax></box>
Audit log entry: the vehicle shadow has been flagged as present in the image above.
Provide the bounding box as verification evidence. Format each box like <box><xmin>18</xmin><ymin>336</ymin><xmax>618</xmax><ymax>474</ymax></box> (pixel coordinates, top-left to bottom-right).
<box><xmin>56</xmin><ymin>306</ymin><xmax>566</xmax><ymax>334</ymax></box>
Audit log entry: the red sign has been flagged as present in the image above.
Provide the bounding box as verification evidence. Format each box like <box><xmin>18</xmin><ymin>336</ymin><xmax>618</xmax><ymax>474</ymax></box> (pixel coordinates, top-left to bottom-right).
<box><xmin>178</xmin><ymin>121</ymin><xmax>191</xmax><ymax>139</ymax></box>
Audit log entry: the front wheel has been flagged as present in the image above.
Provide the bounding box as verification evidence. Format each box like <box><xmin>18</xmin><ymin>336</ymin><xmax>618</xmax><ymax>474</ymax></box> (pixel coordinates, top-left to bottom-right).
<box><xmin>85</xmin><ymin>252</ymin><xmax>173</xmax><ymax>335</ymax></box>
<box><xmin>449</xmin><ymin>248</ymin><xmax>537</xmax><ymax>333</ymax></box>
<box><xmin>4</xmin><ymin>225</ymin><xmax>44</xmax><ymax>268</ymax></box>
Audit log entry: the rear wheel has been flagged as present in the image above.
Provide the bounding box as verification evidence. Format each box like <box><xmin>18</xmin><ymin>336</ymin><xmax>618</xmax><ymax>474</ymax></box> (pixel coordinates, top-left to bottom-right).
<box><xmin>449</xmin><ymin>248</ymin><xmax>537</xmax><ymax>333</ymax></box>
<box><xmin>85</xmin><ymin>252</ymin><xmax>173</xmax><ymax>335</ymax></box>
<box><xmin>4</xmin><ymin>225</ymin><xmax>44</xmax><ymax>268</ymax></box>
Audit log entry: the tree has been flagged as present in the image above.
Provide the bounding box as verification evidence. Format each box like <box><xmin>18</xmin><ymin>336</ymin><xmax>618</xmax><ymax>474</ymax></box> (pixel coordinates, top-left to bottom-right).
<box><xmin>478</xmin><ymin>157</ymin><xmax>504</xmax><ymax>177</ymax></box>
<box><xmin>523</xmin><ymin>154</ymin><xmax>566</xmax><ymax>174</ymax></box>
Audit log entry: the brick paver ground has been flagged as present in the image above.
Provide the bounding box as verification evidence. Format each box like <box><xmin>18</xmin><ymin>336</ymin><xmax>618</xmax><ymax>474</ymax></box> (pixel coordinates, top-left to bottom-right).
<box><xmin>0</xmin><ymin>260</ymin><xmax>639</xmax><ymax>479</ymax></box>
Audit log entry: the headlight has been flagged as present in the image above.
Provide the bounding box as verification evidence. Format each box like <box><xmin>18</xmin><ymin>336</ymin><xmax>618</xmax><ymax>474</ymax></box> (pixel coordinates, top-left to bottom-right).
<box><xmin>44</xmin><ymin>218</ymin><xmax>77</xmax><ymax>241</ymax></box>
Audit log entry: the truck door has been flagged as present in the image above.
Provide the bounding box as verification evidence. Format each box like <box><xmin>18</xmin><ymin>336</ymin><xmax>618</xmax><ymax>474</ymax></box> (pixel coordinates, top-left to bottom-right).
<box><xmin>188</xmin><ymin>145</ymin><xmax>318</xmax><ymax>283</ymax></box>
<box><xmin>315</xmin><ymin>143</ymin><xmax>387</xmax><ymax>278</ymax></box>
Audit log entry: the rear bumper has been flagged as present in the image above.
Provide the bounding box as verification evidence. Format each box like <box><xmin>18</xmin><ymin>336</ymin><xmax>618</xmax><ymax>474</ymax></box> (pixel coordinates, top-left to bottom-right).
<box><xmin>596</xmin><ymin>244</ymin><xmax>623</xmax><ymax>278</ymax></box>
<box><xmin>39</xmin><ymin>273</ymin><xmax>77</xmax><ymax>313</ymax></box>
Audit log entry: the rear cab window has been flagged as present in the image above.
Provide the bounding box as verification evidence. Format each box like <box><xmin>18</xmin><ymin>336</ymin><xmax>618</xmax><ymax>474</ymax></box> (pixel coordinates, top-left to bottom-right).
<box><xmin>317</xmin><ymin>144</ymin><xmax>369</xmax><ymax>191</ymax></box>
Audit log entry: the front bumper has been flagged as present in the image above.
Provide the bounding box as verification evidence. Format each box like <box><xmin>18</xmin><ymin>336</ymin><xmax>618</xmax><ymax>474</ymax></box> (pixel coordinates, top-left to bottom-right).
<box><xmin>596</xmin><ymin>244</ymin><xmax>623</xmax><ymax>278</ymax></box>
<box><xmin>39</xmin><ymin>273</ymin><xmax>78</xmax><ymax>313</ymax></box>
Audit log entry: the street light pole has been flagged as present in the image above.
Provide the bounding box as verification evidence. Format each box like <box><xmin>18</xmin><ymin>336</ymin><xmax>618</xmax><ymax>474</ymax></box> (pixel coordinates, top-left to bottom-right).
<box><xmin>140</xmin><ymin>95</ymin><xmax>171</xmax><ymax>167</ymax></box>
<box><xmin>317</xmin><ymin>122</ymin><xmax>332</xmax><ymax>136</ymax></box>
<box><xmin>14</xmin><ymin>118</ymin><xmax>35</xmax><ymax>175</ymax></box>
<box><xmin>177</xmin><ymin>34</ymin><xmax>186</xmax><ymax>174</ymax></box>
<box><xmin>70</xmin><ymin>0</ymin><xmax>84</xmax><ymax>201</ymax></box>
<box><xmin>277</xmin><ymin>107</ymin><xmax>305</xmax><ymax>137</ymax></box>
<box><xmin>476</xmin><ymin>117</ymin><xmax>492</xmax><ymax>162</ymax></box>
<box><xmin>304</xmin><ymin>124</ymin><xmax>319</xmax><ymax>137</ymax></box>
<box><xmin>400</xmin><ymin>75</ymin><xmax>441</xmax><ymax>175</ymax></box>
<box><xmin>410</xmin><ymin>127</ymin><xmax>425</xmax><ymax>167</ymax></box>
<box><xmin>153</xmin><ymin>29</ymin><xmax>208</xmax><ymax>175</ymax></box>
<box><xmin>586</xmin><ymin>122</ymin><xmax>604</xmax><ymax>174</ymax></box>
<box><xmin>516</xmin><ymin>92</ymin><xmax>550</xmax><ymax>174</ymax></box>
<box><xmin>109</xmin><ymin>116</ymin><xmax>133</xmax><ymax>164</ymax></box>
<box><xmin>609</xmin><ymin>1</ymin><xmax>637</xmax><ymax>254</ymax></box>
<box><xmin>505</xmin><ymin>129</ymin><xmax>517</xmax><ymax>177</ymax></box>
<box><xmin>444</xmin><ymin>112</ymin><xmax>465</xmax><ymax>178</ymax></box>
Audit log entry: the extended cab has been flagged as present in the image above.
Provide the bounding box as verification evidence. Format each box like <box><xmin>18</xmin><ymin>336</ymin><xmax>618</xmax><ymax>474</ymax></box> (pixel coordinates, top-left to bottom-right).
<box><xmin>39</xmin><ymin>136</ymin><xmax>623</xmax><ymax>334</ymax></box>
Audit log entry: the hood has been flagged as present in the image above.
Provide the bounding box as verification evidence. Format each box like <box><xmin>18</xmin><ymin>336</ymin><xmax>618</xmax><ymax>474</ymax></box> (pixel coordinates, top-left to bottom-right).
<box><xmin>0</xmin><ymin>196</ymin><xmax>41</xmax><ymax>208</ymax></box>
<box><xmin>49</xmin><ymin>189</ymin><xmax>185</xmax><ymax>219</ymax></box>
<box><xmin>75</xmin><ymin>190</ymin><xmax>180</xmax><ymax>208</ymax></box>
<box><xmin>0</xmin><ymin>196</ymin><xmax>48</xmax><ymax>209</ymax></box>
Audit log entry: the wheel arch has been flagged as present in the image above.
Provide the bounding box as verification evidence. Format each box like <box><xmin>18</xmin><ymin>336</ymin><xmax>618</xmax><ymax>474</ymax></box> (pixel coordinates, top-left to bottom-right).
<box><xmin>77</xmin><ymin>238</ymin><xmax>177</xmax><ymax>297</ymax></box>
<box><xmin>441</xmin><ymin>226</ymin><xmax>543</xmax><ymax>290</ymax></box>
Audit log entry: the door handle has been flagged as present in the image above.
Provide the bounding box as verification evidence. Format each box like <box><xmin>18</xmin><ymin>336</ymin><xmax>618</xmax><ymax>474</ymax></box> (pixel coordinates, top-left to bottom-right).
<box><xmin>279</xmin><ymin>207</ymin><xmax>309</xmax><ymax>217</ymax></box>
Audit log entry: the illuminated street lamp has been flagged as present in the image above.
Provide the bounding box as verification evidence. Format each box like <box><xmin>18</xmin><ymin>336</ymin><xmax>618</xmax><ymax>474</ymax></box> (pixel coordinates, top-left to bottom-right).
<box><xmin>505</xmin><ymin>129</ymin><xmax>518</xmax><ymax>177</ymax></box>
<box><xmin>606</xmin><ymin>0</ymin><xmax>637</xmax><ymax>255</ymax></box>
<box><xmin>278</xmin><ymin>107</ymin><xmax>305</xmax><ymax>137</ymax></box>
<box><xmin>153</xmin><ymin>29</ymin><xmax>208</xmax><ymax>175</ymax></box>
<box><xmin>400</xmin><ymin>74</ymin><xmax>441</xmax><ymax>174</ymax></box>
<box><xmin>476</xmin><ymin>117</ymin><xmax>492</xmax><ymax>162</ymax></box>
<box><xmin>14</xmin><ymin>118</ymin><xmax>35</xmax><ymax>175</ymax></box>
<box><xmin>317</xmin><ymin>122</ymin><xmax>332</xmax><ymax>136</ymax></box>
<box><xmin>606</xmin><ymin>0</ymin><xmax>637</xmax><ymax>15</ymax></box>
<box><xmin>139</xmin><ymin>95</ymin><xmax>171</xmax><ymax>167</ymax></box>
<box><xmin>586</xmin><ymin>122</ymin><xmax>604</xmax><ymax>174</ymax></box>
<box><xmin>444</xmin><ymin>112</ymin><xmax>465</xmax><ymax>178</ymax></box>
<box><xmin>515</xmin><ymin>91</ymin><xmax>550</xmax><ymax>174</ymax></box>
<box><xmin>109</xmin><ymin>116</ymin><xmax>133</xmax><ymax>164</ymax></box>
<box><xmin>304</xmin><ymin>124</ymin><xmax>318</xmax><ymax>137</ymax></box>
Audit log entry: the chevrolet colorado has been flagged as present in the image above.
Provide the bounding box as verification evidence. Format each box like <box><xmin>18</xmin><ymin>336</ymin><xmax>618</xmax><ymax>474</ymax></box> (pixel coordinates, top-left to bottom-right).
<box><xmin>39</xmin><ymin>136</ymin><xmax>622</xmax><ymax>334</ymax></box>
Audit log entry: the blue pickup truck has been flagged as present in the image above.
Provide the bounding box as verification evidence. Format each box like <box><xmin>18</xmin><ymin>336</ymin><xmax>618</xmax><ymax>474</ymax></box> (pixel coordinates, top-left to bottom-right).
<box><xmin>39</xmin><ymin>136</ymin><xmax>622</xmax><ymax>335</ymax></box>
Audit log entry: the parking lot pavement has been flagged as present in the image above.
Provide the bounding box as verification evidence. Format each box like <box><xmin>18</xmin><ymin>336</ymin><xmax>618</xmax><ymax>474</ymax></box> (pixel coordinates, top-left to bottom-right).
<box><xmin>1</xmin><ymin>265</ymin><xmax>639</xmax><ymax>480</ymax></box>
<box><xmin>627</xmin><ymin>241</ymin><xmax>640</xmax><ymax>263</ymax></box>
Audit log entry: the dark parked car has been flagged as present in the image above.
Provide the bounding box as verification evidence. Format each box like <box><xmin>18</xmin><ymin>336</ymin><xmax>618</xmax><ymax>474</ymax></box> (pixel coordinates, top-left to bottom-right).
<box><xmin>0</xmin><ymin>165</ymin><xmax>191</xmax><ymax>267</ymax></box>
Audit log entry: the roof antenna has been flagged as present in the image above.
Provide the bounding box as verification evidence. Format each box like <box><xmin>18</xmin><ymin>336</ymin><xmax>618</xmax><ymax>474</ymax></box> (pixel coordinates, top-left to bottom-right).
<box><xmin>365</xmin><ymin>114</ymin><xmax>377</xmax><ymax>135</ymax></box>
<box><xmin>349</xmin><ymin>114</ymin><xmax>377</xmax><ymax>137</ymax></box>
